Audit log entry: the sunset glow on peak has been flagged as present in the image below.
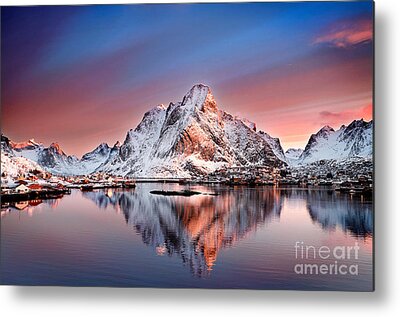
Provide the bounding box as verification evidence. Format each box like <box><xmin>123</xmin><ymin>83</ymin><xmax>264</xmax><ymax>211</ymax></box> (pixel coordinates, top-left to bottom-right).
<box><xmin>1</xmin><ymin>2</ymin><xmax>373</xmax><ymax>156</ymax></box>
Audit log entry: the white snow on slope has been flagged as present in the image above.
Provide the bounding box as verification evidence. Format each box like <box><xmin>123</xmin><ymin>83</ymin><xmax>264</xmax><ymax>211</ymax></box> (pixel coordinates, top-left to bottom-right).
<box><xmin>284</xmin><ymin>148</ymin><xmax>304</xmax><ymax>165</ymax></box>
<box><xmin>9</xmin><ymin>140</ymin><xmax>119</xmax><ymax>175</ymax></box>
<box><xmin>98</xmin><ymin>84</ymin><xmax>284</xmax><ymax>177</ymax></box>
<box><xmin>2</xmin><ymin>84</ymin><xmax>372</xmax><ymax>176</ymax></box>
<box><xmin>294</xmin><ymin>120</ymin><xmax>373</xmax><ymax>165</ymax></box>
<box><xmin>1</xmin><ymin>152</ymin><xmax>43</xmax><ymax>184</ymax></box>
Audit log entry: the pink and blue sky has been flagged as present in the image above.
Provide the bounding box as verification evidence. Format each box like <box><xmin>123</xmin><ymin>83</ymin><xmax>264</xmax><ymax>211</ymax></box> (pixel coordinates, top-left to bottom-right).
<box><xmin>1</xmin><ymin>2</ymin><xmax>373</xmax><ymax>156</ymax></box>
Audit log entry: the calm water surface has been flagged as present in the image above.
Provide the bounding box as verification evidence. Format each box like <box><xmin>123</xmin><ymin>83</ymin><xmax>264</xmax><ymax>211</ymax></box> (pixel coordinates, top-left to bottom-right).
<box><xmin>1</xmin><ymin>184</ymin><xmax>373</xmax><ymax>290</ymax></box>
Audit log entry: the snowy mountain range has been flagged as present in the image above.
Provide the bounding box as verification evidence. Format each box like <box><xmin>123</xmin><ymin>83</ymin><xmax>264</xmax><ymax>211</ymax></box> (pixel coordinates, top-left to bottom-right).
<box><xmin>95</xmin><ymin>84</ymin><xmax>284</xmax><ymax>177</ymax></box>
<box><xmin>1</xmin><ymin>135</ymin><xmax>44</xmax><ymax>180</ymax></box>
<box><xmin>296</xmin><ymin>119</ymin><xmax>373</xmax><ymax>165</ymax></box>
<box><xmin>1</xmin><ymin>84</ymin><xmax>373</xmax><ymax>177</ymax></box>
<box><xmin>1</xmin><ymin>135</ymin><xmax>120</xmax><ymax>176</ymax></box>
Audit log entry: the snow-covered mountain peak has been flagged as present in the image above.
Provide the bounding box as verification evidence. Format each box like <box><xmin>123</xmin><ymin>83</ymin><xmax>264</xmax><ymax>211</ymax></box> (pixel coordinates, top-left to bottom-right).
<box><xmin>97</xmin><ymin>142</ymin><xmax>110</xmax><ymax>151</ymax></box>
<box><xmin>112</xmin><ymin>141</ymin><xmax>121</xmax><ymax>148</ymax></box>
<box><xmin>28</xmin><ymin>138</ymin><xmax>40</xmax><ymax>146</ymax></box>
<box><xmin>183</xmin><ymin>83</ymin><xmax>210</xmax><ymax>100</ymax></box>
<box><xmin>156</xmin><ymin>104</ymin><xmax>167</xmax><ymax>110</ymax></box>
<box><xmin>142</xmin><ymin>104</ymin><xmax>167</xmax><ymax>119</ymax></box>
<box><xmin>49</xmin><ymin>142</ymin><xmax>65</xmax><ymax>156</ymax></box>
<box><xmin>81</xmin><ymin>143</ymin><xmax>110</xmax><ymax>160</ymax></box>
<box><xmin>130</xmin><ymin>105</ymin><xmax>167</xmax><ymax>139</ymax></box>
<box><xmin>316</xmin><ymin>125</ymin><xmax>335</xmax><ymax>137</ymax></box>
<box><xmin>344</xmin><ymin>118</ymin><xmax>371</xmax><ymax>132</ymax></box>
<box><xmin>242</xmin><ymin>118</ymin><xmax>257</xmax><ymax>132</ymax></box>
<box><xmin>10</xmin><ymin>138</ymin><xmax>42</xmax><ymax>150</ymax></box>
<box><xmin>4</xmin><ymin>83</ymin><xmax>372</xmax><ymax>176</ymax></box>
<box><xmin>181</xmin><ymin>84</ymin><xmax>217</xmax><ymax>114</ymax></box>
<box><xmin>96</xmin><ymin>84</ymin><xmax>285</xmax><ymax>177</ymax></box>
<box><xmin>296</xmin><ymin>119</ymin><xmax>373</xmax><ymax>165</ymax></box>
<box><xmin>257</xmin><ymin>130</ymin><xmax>285</xmax><ymax>162</ymax></box>
<box><xmin>285</xmin><ymin>148</ymin><xmax>303</xmax><ymax>160</ymax></box>
<box><xmin>144</xmin><ymin>104</ymin><xmax>166</xmax><ymax>117</ymax></box>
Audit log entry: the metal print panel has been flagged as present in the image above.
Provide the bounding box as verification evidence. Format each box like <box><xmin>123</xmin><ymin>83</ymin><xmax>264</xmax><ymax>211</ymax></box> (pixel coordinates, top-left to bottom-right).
<box><xmin>0</xmin><ymin>1</ymin><xmax>374</xmax><ymax>291</ymax></box>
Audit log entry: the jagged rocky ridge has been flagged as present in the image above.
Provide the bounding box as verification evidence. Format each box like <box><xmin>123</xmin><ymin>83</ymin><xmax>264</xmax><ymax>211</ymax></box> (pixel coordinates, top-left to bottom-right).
<box><xmin>1</xmin><ymin>84</ymin><xmax>373</xmax><ymax>177</ymax></box>
<box><xmin>296</xmin><ymin>119</ymin><xmax>373</xmax><ymax>165</ymax></box>
<box><xmin>1</xmin><ymin>135</ymin><xmax>44</xmax><ymax>180</ymax></box>
<box><xmin>2</xmin><ymin>138</ymin><xmax>120</xmax><ymax>175</ymax></box>
<box><xmin>285</xmin><ymin>148</ymin><xmax>303</xmax><ymax>159</ymax></box>
<box><xmin>97</xmin><ymin>84</ymin><xmax>285</xmax><ymax>177</ymax></box>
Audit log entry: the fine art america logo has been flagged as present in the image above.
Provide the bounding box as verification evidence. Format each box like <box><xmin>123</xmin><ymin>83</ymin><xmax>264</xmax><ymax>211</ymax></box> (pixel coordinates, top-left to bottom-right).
<box><xmin>294</xmin><ymin>241</ymin><xmax>360</xmax><ymax>275</ymax></box>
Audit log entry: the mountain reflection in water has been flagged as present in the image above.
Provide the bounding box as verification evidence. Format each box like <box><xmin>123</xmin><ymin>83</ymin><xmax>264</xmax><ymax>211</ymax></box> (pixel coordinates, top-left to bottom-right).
<box><xmin>81</xmin><ymin>186</ymin><xmax>372</xmax><ymax>277</ymax></box>
<box><xmin>82</xmin><ymin>186</ymin><xmax>283</xmax><ymax>276</ymax></box>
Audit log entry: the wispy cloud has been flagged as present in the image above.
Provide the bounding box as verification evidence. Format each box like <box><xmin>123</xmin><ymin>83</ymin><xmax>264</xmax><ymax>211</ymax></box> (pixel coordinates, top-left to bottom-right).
<box><xmin>2</xmin><ymin>4</ymin><xmax>374</xmax><ymax>155</ymax></box>
<box><xmin>319</xmin><ymin>104</ymin><xmax>372</xmax><ymax>127</ymax></box>
<box><xmin>319</xmin><ymin>111</ymin><xmax>342</xmax><ymax>119</ymax></box>
<box><xmin>313</xmin><ymin>18</ymin><xmax>372</xmax><ymax>48</ymax></box>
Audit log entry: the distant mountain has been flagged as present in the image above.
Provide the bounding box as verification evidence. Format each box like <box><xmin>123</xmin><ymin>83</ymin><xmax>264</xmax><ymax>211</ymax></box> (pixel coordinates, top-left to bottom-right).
<box><xmin>9</xmin><ymin>138</ymin><xmax>41</xmax><ymax>150</ymax></box>
<box><xmin>1</xmin><ymin>135</ymin><xmax>44</xmax><ymax>181</ymax></box>
<box><xmin>81</xmin><ymin>142</ymin><xmax>119</xmax><ymax>173</ymax></box>
<box><xmin>5</xmin><ymin>138</ymin><xmax>120</xmax><ymax>175</ymax></box>
<box><xmin>285</xmin><ymin>148</ymin><xmax>303</xmax><ymax>160</ymax></box>
<box><xmin>284</xmin><ymin>148</ymin><xmax>303</xmax><ymax>165</ymax></box>
<box><xmin>97</xmin><ymin>84</ymin><xmax>285</xmax><ymax>177</ymax></box>
<box><xmin>1</xmin><ymin>135</ymin><xmax>13</xmax><ymax>154</ymax></box>
<box><xmin>296</xmin><ymin>119</ymin><xmax>373</xmax><ymax>165</ymax></box>
<box><xmin>258</xmin><ymin>131</ymin><xmax>286</xmax><ymax>162</ymax></box>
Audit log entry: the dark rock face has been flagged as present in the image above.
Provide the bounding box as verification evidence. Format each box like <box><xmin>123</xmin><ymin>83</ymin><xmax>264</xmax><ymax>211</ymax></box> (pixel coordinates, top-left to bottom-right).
<box><xmin>38</xmin><ymin>148</ymin><xmax>58</xmax><ymax>168</ymax></box>
<box><xmin>285</xmin><ymin>148</ymin><xmax>303</xmax><ymax>160</ymax></box>
<box><xmin>258</xmin><ymin>130</ymin><xmax>286</xmax><ymax>162</ymax></box>
<box><xmin>303</xmin><ymin>126</ymin><xmax>335</xmax><ymax>157</ymax></box>
<box><xmin>81</xmin><ymin>143</ymin><xmax>110</xmax><ymax>162</ymax></box>
<box><xmin>37</xmin><ymin>145</ymin><xmax>78</xmax><ymax>170</ymax></box>
<box><xmin>1</xmin><ymin>135</ymin><xmax>12</xmax><ymax>154</ymax></box>
<box><xmin>340</xmin><ymin>120</ymin><xmax>373</xmax><ymax>157</ymax></box>
<box><xmin>222</xmin><ymin>112</ymin><xmax>280</xmax><ymax>167</ymax></box>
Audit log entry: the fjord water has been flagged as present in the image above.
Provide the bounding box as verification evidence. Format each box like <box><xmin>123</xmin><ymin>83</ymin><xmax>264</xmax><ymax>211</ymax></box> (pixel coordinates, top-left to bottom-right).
<box><xmin>1</xmin><ymin>184</ymin><xmax>373</xmax><ymax>290</ymax></box>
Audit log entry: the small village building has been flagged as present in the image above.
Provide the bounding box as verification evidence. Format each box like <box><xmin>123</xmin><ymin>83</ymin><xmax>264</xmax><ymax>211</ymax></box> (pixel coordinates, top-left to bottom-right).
<box><xmin>15</xmin><ymin>184</ymin><xmax>30</xmax><ymax>193</ymax></box>
<box><xmin>28</xmin><ymin>184</ymin><xmax>43</xmax><ymax>191</ymax></box>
